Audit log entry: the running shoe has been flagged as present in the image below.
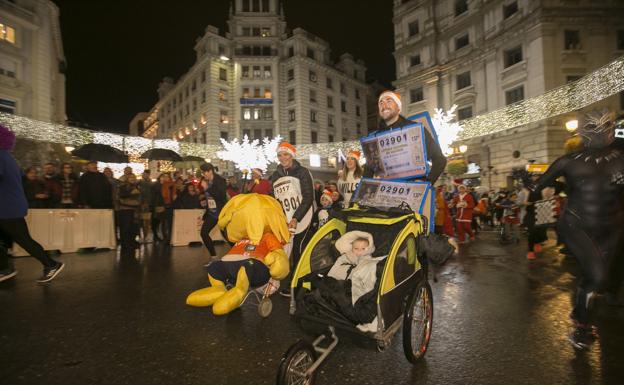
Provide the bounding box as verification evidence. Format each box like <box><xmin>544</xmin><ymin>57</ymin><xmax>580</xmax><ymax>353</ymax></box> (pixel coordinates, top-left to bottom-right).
<box><xmin>568</xmin><ymin>325</ymin><xmax>597</xmax><ymax>350</ymax></box>
<box><xmin>36</xmin><ymin>262</ymin><xmax>65</xmax><ymax>283</ymax></box>
<box><xmin>0</xmin><ymin>267</ymin><xmax>17</xmax><ymax>283</ymax></box>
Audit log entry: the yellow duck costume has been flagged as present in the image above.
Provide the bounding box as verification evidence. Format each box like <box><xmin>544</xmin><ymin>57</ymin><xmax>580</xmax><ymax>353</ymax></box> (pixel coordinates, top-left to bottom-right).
<box><xmin>186</xmin><ymin>193</ymin><xmax>291</xmax><ymax>315</ymax></box>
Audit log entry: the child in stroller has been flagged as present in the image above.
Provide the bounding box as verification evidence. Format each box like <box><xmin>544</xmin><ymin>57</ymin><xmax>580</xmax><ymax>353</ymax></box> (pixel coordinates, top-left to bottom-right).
<box><xmin>300</xmin><ymin>230</ymin><xmax>386</xmax><ymax>332</ymax></box>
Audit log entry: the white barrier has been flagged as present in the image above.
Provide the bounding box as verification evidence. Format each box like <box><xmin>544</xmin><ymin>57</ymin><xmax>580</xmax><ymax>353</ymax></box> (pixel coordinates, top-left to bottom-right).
<box><xmin>12</xmin><ymin>209</ymin><xmax>116</xmax><ymax>256</ymax></box>
<box><xmin>171</xmin><ymin>209</ymin><xmax>223</xmax><ymax>246</ymax></box>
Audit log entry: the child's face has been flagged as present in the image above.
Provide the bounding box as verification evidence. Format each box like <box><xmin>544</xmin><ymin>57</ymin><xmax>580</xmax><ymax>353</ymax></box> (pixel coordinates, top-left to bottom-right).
<box><xmin>352</xmin><ymin>240</ymin><xmax>369</xmax><ymax>258</ymax></box>
<box><xmin>320</xmin><ymin>196</ymin><xmax>333</xmax><ymax>208</ymax></box>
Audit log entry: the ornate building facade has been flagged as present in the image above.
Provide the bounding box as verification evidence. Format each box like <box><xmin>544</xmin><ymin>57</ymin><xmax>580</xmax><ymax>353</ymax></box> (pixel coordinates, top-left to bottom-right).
<box><xmin>393</xmin><ymin>0</ymin><xmax>624</xmax><ymax>188</ymax></box>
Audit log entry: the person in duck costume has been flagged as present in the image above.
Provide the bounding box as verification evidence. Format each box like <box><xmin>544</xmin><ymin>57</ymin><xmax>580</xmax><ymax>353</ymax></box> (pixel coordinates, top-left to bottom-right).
<box><xmin>186</xmin><ymin>193</ymin><xmax>291</xmax><ymax>315</ymax></box>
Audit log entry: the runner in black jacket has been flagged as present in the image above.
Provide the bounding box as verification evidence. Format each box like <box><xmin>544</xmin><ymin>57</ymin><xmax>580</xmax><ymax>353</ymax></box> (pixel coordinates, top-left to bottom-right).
<box><xmin>270</xmin><ymin>142</ymin><xmax>315</xmax><ymax>297</ymax></box>
<box><xmin>364</xmin><ymin>91</ymin><xmax>446</xmax><ymax>184</ymax></box>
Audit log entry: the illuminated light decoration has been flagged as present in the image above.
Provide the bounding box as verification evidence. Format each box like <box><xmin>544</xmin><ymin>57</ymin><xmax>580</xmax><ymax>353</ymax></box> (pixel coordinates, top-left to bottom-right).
<box><xmin>565</xmin><ymin>119</ymin><xmax>578</xmax><ymax>132</ymax></box>
<box><xmin>431</xmin><ymin>105</ymin><xmax>462</xmax><ymax>156</ymax></box>
<box><xmin>458</xmin><ymin>55</ymin><xmax>624</xmax><ymax>139</ymax></box>
<box><xmin>309</xmin><ymin>154</ymin><xmax>321</xmax><ymax>167</ymax></box>
<box><xmin>216</xmin><ymin>135</ymin><xmax>282</xmax><ymax>173</ymax></box>
<box><xmin>185</xmin><ymin>127</ymin><xmax>191</xmax><ymax>135</ymax></box>
<box><xmin>467</xmin><ymin>162</ymin><xmax>481</xmax><ymax>174</ymax></box>
<box><xmin>64</xmin><ymin>146</ymin><xmax>74</xmax><ymax>153</ymax></box>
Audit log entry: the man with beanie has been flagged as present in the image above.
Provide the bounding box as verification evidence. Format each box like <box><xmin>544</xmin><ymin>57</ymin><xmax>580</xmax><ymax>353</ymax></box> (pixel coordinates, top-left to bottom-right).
<box><xmin>0</xmin><ymin>123</ymin><xmax>64</xmax><ymax>283</ymax></box>
<box><xmin>270</xmin><ymin>141</ymin><xmax>315</xmax><ymax>297</ymax></box>
<box><xmin>369</xmin><ymin>90</ymin><xmax>447</xmax><ymax>184</ymax></box>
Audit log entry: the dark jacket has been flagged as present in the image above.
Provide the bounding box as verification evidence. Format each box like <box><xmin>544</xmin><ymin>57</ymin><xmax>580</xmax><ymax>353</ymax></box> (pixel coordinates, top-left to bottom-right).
<box><xmin>0</xmin><ymin>151</ymin><xmax>28</xmax><ymax>219</ymax></box>
<box><xmin>22</xmin><ymin>177</ymin><xmax>49</xmax><ymax>208</ymax></box>
<box><xmin>78</xmin><ymin>171</ymin><xmax>113</xmax><ymax>209</ymax></box>
<box><xmin>270</xmin><ymin>159</ymin><xmax>315</xmax><ymax>222</ymax></box>
<box><xmin>173</xmin><ymin>185</ymin><xmax>202</xmax><ymax>209</ymax></box>
<box><xmin>203</xmin><ymin>173</ymin><xmax>228</xmax><ymax>218</ymax></box>
<box><xmin>364</xmin><ymin>115</ymin><xmax>447</xmax><ymax>184</ymax></box>
<box><xmin>118</xmin><ymin>182</ymin><xmax>142</xmax><ymax>211</ymax></box>
<box><xmin>43</xmin><ymin>174</ymin><xmax>63</xmax><ymax>207</ymax></box>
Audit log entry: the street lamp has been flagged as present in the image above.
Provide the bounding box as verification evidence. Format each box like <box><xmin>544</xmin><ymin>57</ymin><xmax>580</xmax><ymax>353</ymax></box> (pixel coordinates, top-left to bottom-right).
<box><xmin>219</xmin><ymin>55</ymin><xmax>230</xmax><ymax>61</ymax></box>
<box><xmin>64</xmin><ymin>146</ymin><xmax>75</xmax><ymax>153</ymax></box>
<box><xmin>459</xmin><ymin>144</ymin><xmax>468</xmax><ymax>154</ymax></box>
<box><xmin>565</xmin><ymin>119</ymin><xmax>578</xmax><ymax>132</ymax></box>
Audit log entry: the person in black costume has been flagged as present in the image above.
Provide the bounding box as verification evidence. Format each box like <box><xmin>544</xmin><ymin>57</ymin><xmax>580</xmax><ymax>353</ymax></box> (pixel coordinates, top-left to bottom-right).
<box><xmin>364</xmin><ymin>90</ymin><xmax>447</xmax><ymax>184</ymax></box>
<box><xmin>529</xmin><ymin>110</ymin><xmax>624</xmax><ymax>350</ymax></box>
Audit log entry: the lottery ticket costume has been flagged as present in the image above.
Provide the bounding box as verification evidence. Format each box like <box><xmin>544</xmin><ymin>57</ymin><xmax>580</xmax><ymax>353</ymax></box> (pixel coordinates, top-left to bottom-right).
<box><xmin>529</xmin><ymin>111</ymin><xmax>624</xmax><ymax>349</ymax></box>
<box><xmin>186</xmin><ymin>194</ymin><xmax>290</xmax><ymax>315</ymax></box>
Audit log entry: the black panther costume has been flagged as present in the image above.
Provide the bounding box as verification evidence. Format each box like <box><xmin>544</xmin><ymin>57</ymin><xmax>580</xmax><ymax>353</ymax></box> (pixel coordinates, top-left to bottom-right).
<box><xmin>531</xmin><ymin>110</ymin><xmax>624</xmax><ymax>349</ymax></box>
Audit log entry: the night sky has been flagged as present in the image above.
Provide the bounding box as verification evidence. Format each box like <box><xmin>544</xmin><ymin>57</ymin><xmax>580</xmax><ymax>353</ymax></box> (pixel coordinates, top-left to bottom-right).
<box><xmin>52</xmin><ymin>0</ymin><xmax>395</xmax><ymax>134</ymax></box>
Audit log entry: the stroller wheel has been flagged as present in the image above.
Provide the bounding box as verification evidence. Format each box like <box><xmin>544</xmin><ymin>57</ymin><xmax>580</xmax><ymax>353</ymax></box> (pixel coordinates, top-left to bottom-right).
<box><xmin>403</xmin><ymin>280</ymin><xmax>433</xmax><ymax>363</ymax></box>
<box><xmin>276</xmin><ymin>340</ymin><xmax>317</xmax><ymax>385</ymax></box>
<box><xmin>258</xmin><ymin>298</ymin><xmax>273</xmax><ymax>318</ymax></box>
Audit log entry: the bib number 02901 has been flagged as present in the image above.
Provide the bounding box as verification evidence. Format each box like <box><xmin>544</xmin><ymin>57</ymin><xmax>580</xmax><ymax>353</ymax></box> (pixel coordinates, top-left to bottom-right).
<box><xmin>379</xmin><ymin>185</ymin><xmax>411</xmax><ymax>195</ymax></box>
<box><xmin>278</xmin><ymin>195</ymin><xmax>301</xmax><ymax>213</ymax></box>
<box><xmin>379</xmin><ymin>133</ymin><xmax>408</xmax><ymax>147</ymax></box>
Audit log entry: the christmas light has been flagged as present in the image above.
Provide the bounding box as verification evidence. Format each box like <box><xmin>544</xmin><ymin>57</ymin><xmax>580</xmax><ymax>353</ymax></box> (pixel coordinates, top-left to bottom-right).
<box><xmin>216</xmin><ymin>135</ymin><xmax>282</xmax><ymax>172</ymax></box>
<box><xmin>431</xmin><ymin>105</ymin><xmax>462</xmax><ymax>155</ymax></box>
<box><xmin>458</xmin><ymin>55</ymin><xmax>624</xmax><ymax>139</ymax></box>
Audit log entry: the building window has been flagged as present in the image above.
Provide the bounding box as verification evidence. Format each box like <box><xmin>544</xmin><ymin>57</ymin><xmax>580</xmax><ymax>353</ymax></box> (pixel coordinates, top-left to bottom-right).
<box><xmin>564</xmin><ymin>30</ymin><xmax>581</xmax><ymax>50</ymax></box>
<box><xmin>410</xmin><ymin>87</ymin><xmax>424</xmax><ymax>103</ymax></box>
<box><xmin>243</xmin><ymin>0</ymin><xmax>250</xmax><ymax>12</ymax></box>
<box><xmin>328</xmin><ymin>115</ymin><xmax>334</xmax><ymax>127</ymax></box>
<box><xmin>243</xmin><ymin>129</ymin><xmax>251</xmax><ymax>138</ymax></box>
<box><xmin>311</xmin><ymin>131</ymin><xmax>318</xmax><ymax>143</ymax></box>
<box><xmin>265</xmin><ymin>129</ymin><xmax>273</xmax><ymax>137</ymax></box>
<box><xmin>289</xmin><ymin>131</ymin><xmax>296</xmax><ymax>145</ymax></box>
<box><xmin>457</xmin><ymin>106</ymin><xmax>473</xmax><ymax>120</ymax></box>
<box><xmin>310</xmin><ymin>110</ymin><xmax>317</xmax><ymax>123</ymax></box>
<box><xmin>243</xmin><ymin>108</ymin><xmax>251</xmax><ymax>120</ymax></box>
<box><xmin>328</xmin><ymin>134</ymin><xmax>334</xmax><ymax>142</ymax></box>
<box><xmin>192</xmin><ymin>98</ymin><xmax>197</xmax><ymax>111</ymax></box>
<box><xmin>253</xmin><ymin>65</ymin><xmax>261</xmax><ymax>78</ymax></box>
<box><xmin>262</xmin><ymin>0</ymin><xmax>270</xmax><ymax>12</ymax></box>
<box><xmin>340</xmin><ymin>82</ymin><xmax>347</xmax><ymax>95</ymax></box>
<box><xmin>242</xmin><ymin>87</ymin><xmax>250</xmax><ymax>98</ymax></box>
<box><xmin>219</xmin><ymin>68</ymin><xmax>227</xmax><ymax>81</ymax></box>
<box><xmin>309</xmin><ymin>70</ymin><xmax>317</xmax><ymax>82</ymax></box>
<box><xmin>264</xmin><ymin>88</ymin><xmax>272</xmax><ymax>99</ymax></box>
<box><xmin>504</xmin><ymin>46</ymin><xmax>523</xmax><ymax>68</ymax></box>
<box><xmin>455</xmin><ymin>33</ymin><xmax>469</xmax><ymax>50</ymax></box>
<box><xmin>288</xmin><ymin>88</ymin><xmax>295</xmax><ymax>102</ymax></box>
<box><xmin>242</xmin><ymin>65</ymin><xmax>249</xmax><ymax>78</ymax></box>
<box><xmin>289</xmin><ymin>109</ymin><xmax>296</xmax><ymax>121</ymax></box>
<box><xmin>408</xmin><ymin>20</ymin><xmax>419</xmax><ymax>37</ymax></box>
<box><xmin>253</xmin><ymin>87</ymin><xmax>261</xmax><ymax>98</ymax></box>
<box><xmin>288</xmin><ymin>46</ymin><xmax>294</xmax><ymax>57</ymax></box>
<box><xmin>456</xmin><ymin>71</ymin><xmax>471</xmax><ymax>90</ymax></box>
<box><xmin>0</xmin><ymin>23</ymin><xmax>15</xmax><ymax>44</ymax></box>
<box><xmin>454</xmin><ymin>0</ymin><xmax>468</xmax><ymax>16</ymax></box>
<box><xmin>307</xmin><ymin>47</ymin><xmax>315</xmax><ymax>59</ymax></box>
<box><xmin>221</xmin><ymin>131</ymin><xmax>229</xmax><ymax>141</ymax></box>
<box><xmin>219</xmin><ymin>89</ymin><xmax>227</xmax><ymax>101</ymax></box>
<box><xmin>618</xmin><ymin>30</ymin><xmax>624</xmax><ymax>50</ymax></box>
<box><xmin>254</xmin><ymin>129</ymin><xmax>262</xmax><ymax>140</ymax></box>
<box><xmin>327</xmin><ymin>96</ymin><xmax>334</xmax><ymax>108</ymax></box>
<box><xmin>326</xmin><ymin>77</ymin><xmax>333</xmax><ymax>89</ymax></box>
<box><xmin>264</xmin><ymin>107</ymin><xmax>273</xmax><ymax>120</ymax></box>
<box><xmin>410</xmin><ymin>54</ymin><xmax>421</xmax><ymax>67</ymax></box>
<box><xmin>505</xmin><ymin>85</ymin><xmax>524</xmax><ymax>105</ymax></box>
<box><xmin>261</xmin><ymin>27</ymin><xmax>271</xmax><ymax>37</ymax></box>
<box><xmin>202</xmin><ymin>133</ymin><xmax>207</xmax><ymax>144</ymax></box>
<box><xmin>0</xmin><ymin>59</ymin><xmax>16</xmax><ymax>78</ymax></box>
<box><xmin>310</xmin><ymin>89</ymin><xmax>317</xmax><ymax>103</ymax></box>
<box><xmin>355</xmin><ymin>89</ymin><xmax>360</xmax><ymax>99</ymax></box>
<box><xmin>503</xmin><ymin>1</ymin><xmax>518</xmax><ymax>19</ymax></box>
<box><xmin>0</xmin><ymin>98</ymin><xmax>16</xmax><ymax>114</ymax></box>
<box><xmin>287</xmin><ymin>69</ymin><xmax>294</xmax><ymax>81</ymax></box>
<box><xmin>201</xmin><ymin>70</ymin><xmax>206</xmax><ymax>83</ymax></box>
<box><xmin>252</xmin><ymin>0</ymin><xmax>260</xmax><ymax>12</ymax></box>
<box><xmin>356</xmin><ymin>105</ymin><xmax>361</xmax><ymax>116</ymax></box>
<box><xmin>341</xmin><ymin>101</ymin><xmax>347</xmax><ymax>112</ymax></box>
<box><xmin>264</xmin><ymin>65</ymin><xmax>272</xmax><ymax>78</ymax></box>
<box><xmin>220</xmin><ymin>110</ymin><xmax>229</xmax><ymax>123</ymax></box>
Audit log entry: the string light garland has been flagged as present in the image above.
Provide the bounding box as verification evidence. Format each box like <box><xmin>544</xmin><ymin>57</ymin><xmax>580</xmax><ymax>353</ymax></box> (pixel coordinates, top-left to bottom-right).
<box><xmin>216</xmin><ymin>135</ymin><xmax>282</xmax><ymax>172</ymax></box>
<box><xmin>2</xmin><ymin>56</ymin><xmax>622</xmax><ymax>160</ymax></box>
<box><xmin>458</xmin><ymin>55</ymin><xmax>624</xmax><ymax>139</ymax></box>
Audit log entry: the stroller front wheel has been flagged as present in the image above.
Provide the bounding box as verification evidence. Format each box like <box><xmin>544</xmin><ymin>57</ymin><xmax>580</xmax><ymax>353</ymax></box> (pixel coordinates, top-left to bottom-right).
<box><xmin>276</xmin><ymin>340</ymin><xmax>317</xmax><ymax>385</ymax></box>
<box><xmin>403</xmin><ymin>280</ymin><xmax>433</xmax><ymax>363</ymax></box>
<box><xmin>258</xmin><ymin>298</ymin><xmax>273</xmax><ymax>318</ymax></box>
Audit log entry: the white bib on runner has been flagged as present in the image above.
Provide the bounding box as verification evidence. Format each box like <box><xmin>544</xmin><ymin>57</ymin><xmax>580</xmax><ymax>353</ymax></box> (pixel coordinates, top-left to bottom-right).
<box><xmin>273</xmin><ymin>175</ymin><xmax>313</xmax><ymax>234</ymax></box>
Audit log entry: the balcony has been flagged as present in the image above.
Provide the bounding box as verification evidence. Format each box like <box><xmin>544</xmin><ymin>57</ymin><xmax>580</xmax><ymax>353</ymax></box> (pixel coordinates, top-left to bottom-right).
<box><xmin>240</xmin><ymin>98</ymin><xmax>273</xmax><ymax>105</ymax></box>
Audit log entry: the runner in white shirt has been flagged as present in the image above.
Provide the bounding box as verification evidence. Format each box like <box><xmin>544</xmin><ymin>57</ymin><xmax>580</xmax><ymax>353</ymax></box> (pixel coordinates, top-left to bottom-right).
<box><xmin>337</xmin><ymin>150</ymin><xmax>363</xmax><ymax>209</ymax></box>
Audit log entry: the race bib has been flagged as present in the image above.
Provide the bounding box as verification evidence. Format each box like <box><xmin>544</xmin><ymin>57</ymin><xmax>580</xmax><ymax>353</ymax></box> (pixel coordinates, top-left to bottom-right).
<box><xmin>274</xmin><ymin>176</ymin><xmax>313</xmax><ymax>234</ymax></box>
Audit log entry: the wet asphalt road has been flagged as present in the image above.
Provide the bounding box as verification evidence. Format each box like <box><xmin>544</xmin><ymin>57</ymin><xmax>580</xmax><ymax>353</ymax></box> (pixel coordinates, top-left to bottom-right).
<box><xmin>1</xmin><ymin>231</ymin><xmax>623</xmax><ymax>385</ymax></box>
